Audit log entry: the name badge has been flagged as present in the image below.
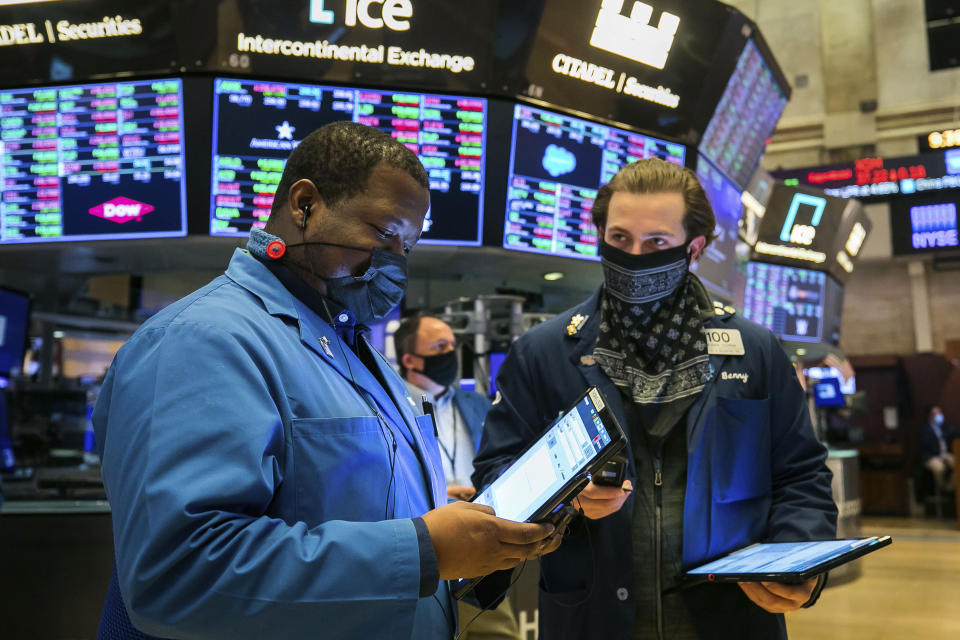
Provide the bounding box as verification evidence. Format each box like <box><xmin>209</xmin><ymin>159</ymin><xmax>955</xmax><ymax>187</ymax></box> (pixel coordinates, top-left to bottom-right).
<box><xmin>704</xmin><ymin>328</ymin><xmax>745</xmax><ymax>356</ymax></box>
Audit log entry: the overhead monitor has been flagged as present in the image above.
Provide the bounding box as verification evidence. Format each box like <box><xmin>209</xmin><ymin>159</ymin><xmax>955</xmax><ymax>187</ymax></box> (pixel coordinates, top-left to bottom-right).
<box><xmin>502</xmin><ymin>103</ymin><xmax>685</xmax><ymax>260</ymax></box>
<box><xmin>699</xmin><ymin>39</ymin><xmax>788</xmax><ymax>190</ymax></box>
<box><xmin>210</xmin><ymin>77</ymin><xmax>487</xmax><ymax>245</ymax></box>
<box><xmin>805</xmin><ymin>365</ymin><xmax>856</xmax><ymax>395</ymax></box>
<box><xmin>889</xmin><ymin>194</ymin><xmax>960</xmax><ymax>256</ymax></box>
<box><xmin>1</xmin><ymin>78</ymin><xmax>187</xmax><ymax>243</ymax></box>
<box><xmin>751</xmin><ymin>183</ymin><xmax>870</xmax><ymax>283</ymax></box>
<box><xmin>742</xmin><ymin>261</ymin><xmax>844</xmax><ymax>344</ymax></box>
<box><xmin>0</xmin><ymin>288</ymin><xmax>30</xmax><ymax>377</ymax></box>
<box><xmin>694</xmin><ymin>154</ymin><xmax>742</xmax><ymax>300</ymax></box>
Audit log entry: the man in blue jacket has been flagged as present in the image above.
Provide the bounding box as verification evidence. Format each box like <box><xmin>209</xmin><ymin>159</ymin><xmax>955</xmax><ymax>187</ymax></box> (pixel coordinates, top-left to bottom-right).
<box><xmin>395</xmin><ymin>314</ymin><xmax>522</xmax><ymax>639</ymax></box>
<box><xmin>93</xmin><ymin>122</ymin><xmax>558</xmax><ymax>640</ymax></box>
<box><xmin>473</xmin><ymin>158</ymin><xmax>837</xmax><ymax>640</ymax></box>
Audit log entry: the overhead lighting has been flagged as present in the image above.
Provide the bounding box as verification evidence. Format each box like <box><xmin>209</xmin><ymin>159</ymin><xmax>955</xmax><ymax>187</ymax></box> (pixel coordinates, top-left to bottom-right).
<box><xmin>796</xmin><ymin>348</ymin><xmax>807</xmax><ymax>357</ymax></box>
<box><xmin>543</xmin><ymin>272</ymin><xmax>565</xmax><ymax>281</ymax></box>
<box><xmin>52</xmin><ymin>330</ymin><xmax>65</xmax><ymax>339</ymax></box>
<box><xmin>0</xmin><ymin>0</ymin><xmax>64</xmax><ymax>5</ymax></box>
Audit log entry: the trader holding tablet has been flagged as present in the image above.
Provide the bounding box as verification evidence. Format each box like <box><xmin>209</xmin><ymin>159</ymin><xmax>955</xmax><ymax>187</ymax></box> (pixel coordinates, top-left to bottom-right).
<box><xmin>473</xmin><ymin>159</ymin><xmax>838</xmax><ymax>640</ymax></box>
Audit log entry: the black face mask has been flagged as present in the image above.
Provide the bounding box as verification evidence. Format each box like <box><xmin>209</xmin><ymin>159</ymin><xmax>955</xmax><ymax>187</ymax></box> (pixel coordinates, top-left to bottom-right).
<box><xmin>598</xmin><ymin>240</ymin><xmax>690</xmax><ymax>305</ymax></box>
<box><xmin>413</xmin><ymin>350</ymin><xmax>459</xmax><ymax>388</ymax></box>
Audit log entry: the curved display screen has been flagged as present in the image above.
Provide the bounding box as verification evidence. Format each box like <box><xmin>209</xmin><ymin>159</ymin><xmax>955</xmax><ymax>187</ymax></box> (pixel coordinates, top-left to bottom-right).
<box><xmin>0</xmin><ymin>78</ymin><xmax>187</xmax><ymax>243</ymax></box>
<box><xmin>502</xmin><ymin>103</ymin><xmax>685</xmax><ymax>260</ymax></box>
<box><xmin>210</xmin><ymin>77</ymin><xmax>487</xmax><ymax>245</ymax></box>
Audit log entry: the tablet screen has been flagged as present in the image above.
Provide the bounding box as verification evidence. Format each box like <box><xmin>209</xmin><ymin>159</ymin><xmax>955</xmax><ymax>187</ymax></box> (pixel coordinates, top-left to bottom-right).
<box><xmin>687</xmin><ymin>538</ymin><xmax>886</xmax><ymax>576</ymax></box>
<box><xmin>474</xmin><ymin>389</ymin><xmax>614</xmax><ymax>522</ymax></box>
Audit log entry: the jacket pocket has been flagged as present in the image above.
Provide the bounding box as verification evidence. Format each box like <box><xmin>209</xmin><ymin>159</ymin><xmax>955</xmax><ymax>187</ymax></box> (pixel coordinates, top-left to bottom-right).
<box><xmin>414</xmin><ymin>414</ymin><xmax>447</xmax><ymax>505</ymax></box>
<box><xmin>711</xmin><ymin>396</ymin><xmax>772</xmax><ymax>503</ymax></box>
<box><xmin>291</xmin><ymin>416</ymin><xmax>393</xmax><ymax>524</ymax></box>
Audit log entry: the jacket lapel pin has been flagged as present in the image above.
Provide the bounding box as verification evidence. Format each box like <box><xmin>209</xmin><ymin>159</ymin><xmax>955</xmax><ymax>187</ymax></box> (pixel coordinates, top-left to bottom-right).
<box><xmin>566</xmin><ymin>313</ymin><xmax>588</xmax><ymax>336</ymax></box>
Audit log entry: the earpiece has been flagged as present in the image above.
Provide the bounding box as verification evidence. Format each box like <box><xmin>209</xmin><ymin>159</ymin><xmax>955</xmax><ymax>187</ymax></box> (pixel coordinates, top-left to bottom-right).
<box><xmin>300</xmin><ymin>204</ymin><xmax>311</xmax><ymax>230</ymax></box>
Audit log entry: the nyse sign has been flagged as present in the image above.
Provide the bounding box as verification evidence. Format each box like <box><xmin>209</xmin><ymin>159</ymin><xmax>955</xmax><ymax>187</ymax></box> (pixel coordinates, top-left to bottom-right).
<box><xmin>309</xmin><ymin>0</ymin><xmax>413</xmax><ymax>31</ymax></box>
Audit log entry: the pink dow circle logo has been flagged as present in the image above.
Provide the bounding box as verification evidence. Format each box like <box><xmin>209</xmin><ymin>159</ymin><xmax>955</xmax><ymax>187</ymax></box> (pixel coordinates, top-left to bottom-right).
<box><xmin>87</xmin><ymin>197</ymin><xmax>155</xmax><ymax>224</ymax></box>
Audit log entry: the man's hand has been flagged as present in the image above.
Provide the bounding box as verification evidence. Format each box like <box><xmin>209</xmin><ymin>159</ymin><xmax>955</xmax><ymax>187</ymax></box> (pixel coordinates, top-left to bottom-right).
<box><xmin>421</xmin><ymin>501</ymin><xmax>562</xmax><ymax>580</ymax></box>
<box><xmin>738</xmin><ymin>578</ymin><xmax>817</xmax><ymax>613</ymax></box>
<box><xmin>446</xmin><ymin>484</ymin><xmax>476</xmax><ymax>501</ymax></box>
<box><xmin>572</xmin><ymin>480</ymin><xmax>633</xmax><ymax>520</ymax></box>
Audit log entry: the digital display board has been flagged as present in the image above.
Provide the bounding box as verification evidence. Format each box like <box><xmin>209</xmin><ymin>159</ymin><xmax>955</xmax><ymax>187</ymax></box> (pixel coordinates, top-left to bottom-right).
<box><xmin>699</xmin><ymin>39</ymin><xmax>788</xmax><ymax>189</ymax></box>
<box><xmin>751</xmin><ymin>183</ymin><xmax>870</xmax><ymax>283</ymax></box>
<box><xmin>1</xmin><ymin>79</ymin><xmax>187</xmax><ymax>243</ymax></box>
<box><xmin>890</xmin><ymin>194</ymin><xmax>960</xmax><ymax>256</ymax></box>
<box><xmin>502</xmin><ymin>104</ymin><xmax>685</xmax><ymax>260</ymax></box>
<box><xmin>743</xmin><ymin>262</ymin><xmax>828</xmax><ymax>343</ymax></box>
<box><xmin>211</xmin><ymin>77</ymin><xmax>487</xmax><ymax>245</ymax></box>
<box><xmin>693</xmin><ymin>154</ymin><xmax>742</xmax><ymax>299</ymax></box>
<box><xmin>772</xmin><ymin>150</ymin><xmax>960</xmax><ymax>200</ymax></box>
<box><xmin>0</xmin><ymin>288</ymin><xmax>30</xmax><ymax>376</ymax></box>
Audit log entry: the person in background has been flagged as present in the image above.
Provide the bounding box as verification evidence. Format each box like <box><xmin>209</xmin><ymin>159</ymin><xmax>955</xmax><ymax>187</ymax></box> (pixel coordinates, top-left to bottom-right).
<box><xmin>93</xmin><ymin>122</ymin><xmax>559</xmax><ymax>640</ymax></box>
<box><xmin>920</xmin><ymin>404</ymin><xmax>955</xmax><ymax>492</ymax></box>
<box><xmin>394</xmin><ymin>314</ymin><xmax>523</xmax><ymax>640</ymax></box>
<box><xmin>473</xmin><ymin>158</ymin><xmax>837</xmax><ymax>640</ymax></box>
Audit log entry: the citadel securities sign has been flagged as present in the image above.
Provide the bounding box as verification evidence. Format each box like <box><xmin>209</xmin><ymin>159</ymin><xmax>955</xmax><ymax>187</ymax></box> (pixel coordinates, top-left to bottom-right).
<box><xmin>0</xmin><ymin>2</ymin><xmax>177</xmax><ymax>86</ymax></box>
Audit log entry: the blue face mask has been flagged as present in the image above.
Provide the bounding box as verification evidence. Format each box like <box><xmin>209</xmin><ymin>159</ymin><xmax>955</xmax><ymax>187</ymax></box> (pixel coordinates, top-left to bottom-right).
<box><xmin>933</xmin><ymin>413</ymin><xmax>945</xmax><ymax>427</ymax></box>
<box><xmin>322</xmin><ymin>247</ymin><xmax>408</xmax><ymax>325</ymax></box>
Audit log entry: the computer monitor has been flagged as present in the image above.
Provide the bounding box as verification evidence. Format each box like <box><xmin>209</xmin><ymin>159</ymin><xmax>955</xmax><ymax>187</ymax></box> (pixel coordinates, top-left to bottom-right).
<box><xmin>813</xmin><ymin>378</ymin><xmax>846</xmax><ymax>407</ymax></box>
<box><xmin>694</xmin><ymin>154</ymin><xmax>743</xmax><ymax>300</ymax></box>
<box><xmin>805</xmin><ymin>365</ymin><xmax>856</xmax><ymax>395</ymax></box>
<box><xmin>502</xmin><ymin>103</ymin><xmax>685</xmax><ymax>261</ymax></box>
<box><xmin>742</xmin><ymin>262</ymin><xmax>844</xmax><ymax>343</ymax></box>
<box><xmin>699</xmin><ymin>39</ymin><xmax>789</xmax><ymax>190</ymax></box>
<box><xmin>210</xmin><ymin>77</ymin><xmax>488</xmax><ymax>245</ymax></box>
<box><xmin>0</xmin><ymin>288</ymin><xmax>30</xmax><ymax>376</ymax></box>
<box><xmin>0</xmin><ymin>78</ymin><xmax>188</xmax><ymax>243</ymax></box>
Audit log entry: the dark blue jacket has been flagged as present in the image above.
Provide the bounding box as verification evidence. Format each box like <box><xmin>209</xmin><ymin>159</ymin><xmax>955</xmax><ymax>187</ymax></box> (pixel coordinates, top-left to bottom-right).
<box><xmin>473</xmin><ymin>288</ymin><xmax>837</xmax><ymax>640</ymax></box>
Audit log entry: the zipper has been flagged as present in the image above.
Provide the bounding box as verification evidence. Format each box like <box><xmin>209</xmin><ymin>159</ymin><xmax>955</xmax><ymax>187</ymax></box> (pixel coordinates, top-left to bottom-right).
<box><xmin>654</xmin><ymin>453</ymin><xmax>664</xmax><ymax>640</ymax></box>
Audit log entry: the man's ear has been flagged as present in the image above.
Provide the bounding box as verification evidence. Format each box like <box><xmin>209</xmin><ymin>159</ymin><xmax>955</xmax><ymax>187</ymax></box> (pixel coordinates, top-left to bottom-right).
<box><xmin>687</xmin><ymin>235</ymin><xmax>707</xmax><ymax>262</ymax></box>
<box><xmin>401</xmin><ymin>352</ymin><xmax>419</xmax><ymax>373</ymax></box>
<box><xmin>287</xmin><ymin>179</ymin><xmax>321</xmax><ymax>230</ymax></box>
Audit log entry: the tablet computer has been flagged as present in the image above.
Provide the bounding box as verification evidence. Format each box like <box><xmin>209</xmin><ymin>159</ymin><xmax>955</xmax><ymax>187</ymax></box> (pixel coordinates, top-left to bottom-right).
<box><xmin>453</xmin><ymin>387</ymin><xmax>627</xmax><ymax>599</ymax></box>
<box><xmin>685</xmin><ymin>536</ymin><xmax>892</xmax><ymax>584</ymax></box>
<box><xmin>472</xmin><ymin>386</ymin><xmax>627</xmax><ymax>524</ymax></box>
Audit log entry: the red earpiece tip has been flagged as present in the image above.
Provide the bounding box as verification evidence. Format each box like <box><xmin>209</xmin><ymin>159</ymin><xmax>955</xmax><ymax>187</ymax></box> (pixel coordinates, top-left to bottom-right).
<box><xmin>266</xmin><ymin>240</ymin><xmax>286</xmax><ymax>259</ymax></box>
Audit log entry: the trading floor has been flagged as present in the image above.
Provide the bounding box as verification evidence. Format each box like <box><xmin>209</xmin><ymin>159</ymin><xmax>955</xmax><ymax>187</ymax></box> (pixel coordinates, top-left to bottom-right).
<box><xmin>788</xmin><ymin>518</ymin><xmax>960</xmax><ymax>640</ymax></box>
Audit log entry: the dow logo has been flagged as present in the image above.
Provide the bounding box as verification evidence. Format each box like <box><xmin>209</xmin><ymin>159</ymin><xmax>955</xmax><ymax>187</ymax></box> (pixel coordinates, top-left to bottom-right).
<box><xmin>88</xmin><ymin>197</ymin><xmax>155</xmax><ymax>224</ymax></box>
<box><xmin>309</xmin><ymin>0</ymin><xmax>413</xmax><ymax>31</ymax></box>
<box><xmin>779</xmin><ymin>193</ymin><xmax>826</xmax><ymax>246</ymax></box>
<box><xmin>589</xmin><ymin>0</ymin><xmax>680</xmax><ymax>70</ymax></box>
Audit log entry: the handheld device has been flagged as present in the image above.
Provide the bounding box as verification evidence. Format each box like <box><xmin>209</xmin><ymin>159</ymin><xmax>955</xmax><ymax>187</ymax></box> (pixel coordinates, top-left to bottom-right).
<box><xmin>591</xmin><ymin>453</ymin><xmax>627</xmax><ymax>487</ymax></box>
<box><xmin>453</xmin><ymin>387</ymin><xmax>627</xmax><ymax>599</ymax></box>
<box><xmin>685</xmin><ymin>536</ymin><xmax>892</xmax><ymax>584</ymax></box>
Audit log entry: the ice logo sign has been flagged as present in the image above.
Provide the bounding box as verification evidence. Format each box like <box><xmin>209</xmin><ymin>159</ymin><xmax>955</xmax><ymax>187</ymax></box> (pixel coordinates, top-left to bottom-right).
<box><xmin>589</xmin><ymin>0</ymin><xmax>680</xmax><ymax>70</ymax></box>
<box><xmin>88</xmin><ymin>197</ymin><xmax>155</xmax><ymax>224</ymax></box>
<box><xmin>779</xmin><ymin>193</ymin><xmax>826</xmax><ymax>246</ymax></box>
<box><xmin>542</xmin><ymin>144</ymin><xmax>577</xmax><ymax>178</ymax></box>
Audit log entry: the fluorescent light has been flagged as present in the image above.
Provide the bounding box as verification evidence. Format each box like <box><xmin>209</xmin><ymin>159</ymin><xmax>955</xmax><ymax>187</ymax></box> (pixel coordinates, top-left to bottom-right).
<box><xmin>543</xmin><ymin>272</ymin><xmax>565</xmax><ymax>281</ymax></box>
<box><xmin>0</xmin><ymin>0</ymin><xmax>65</xmax><ymax>6</ymax></box>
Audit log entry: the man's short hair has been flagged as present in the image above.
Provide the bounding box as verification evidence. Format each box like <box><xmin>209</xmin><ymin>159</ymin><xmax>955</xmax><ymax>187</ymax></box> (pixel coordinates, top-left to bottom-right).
<box><xmin>393</xmin><ymin>314</ymin><xmax>437</xmax><ymax>378</ymax></box>
<box><xmin>590</xmin><ymin>157</ymin><xmax>718</xmax><ymax>248</ymax></box>
<box><xmin>270</xmin><ymin>121</ymin><xmax>428</xmax><ymax>216</ymax></box>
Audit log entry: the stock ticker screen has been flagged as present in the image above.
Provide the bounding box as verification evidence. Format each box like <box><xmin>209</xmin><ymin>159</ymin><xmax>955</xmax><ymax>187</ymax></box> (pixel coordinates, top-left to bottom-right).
<box><xmin>210</xmin><ymin>78</ymin><xmax>487</xmax><ymax>245</ymax></box>
<box><xmin>0</xmin><ymin>79</ymin><xmax>187</xmax><ymax>243</ymax></box>
<box><xmin>699</xmin><ymin>40</ymin><xmax>787</xmax><ymax>190</ymax></box>
<box><xmin>694</xmin><ymin>155</ymin><xmax>743</xmax><ymax>300</ymax></box>
<box><xmin>503</xmin><ymin>104</ymin><xmax>685</xmax><ymax>260</ymax></box>
<box><xmin>743</xmin><ymin>262</ymin><xmax>826</xmax><ymax>343</ymax></box>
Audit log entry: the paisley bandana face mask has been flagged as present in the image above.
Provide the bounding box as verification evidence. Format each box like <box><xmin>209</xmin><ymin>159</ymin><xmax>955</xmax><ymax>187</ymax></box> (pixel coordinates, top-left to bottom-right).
<box><xmin>593</xmin><ymin>240</ymin><xmax>711</xmax><ymax>405</ymax></box>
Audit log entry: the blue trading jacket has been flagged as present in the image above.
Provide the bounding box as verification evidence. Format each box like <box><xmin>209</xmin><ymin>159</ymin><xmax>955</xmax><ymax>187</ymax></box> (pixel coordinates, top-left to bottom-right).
<box><xmin>473</xmin><ymin>288</ymin><xmax>838</xmax><ymax>640</ymax></box>
<box><xmin>93</xmin><ymin>249</ymin><xmax>454</xmax><ymax>639</ymax></box>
